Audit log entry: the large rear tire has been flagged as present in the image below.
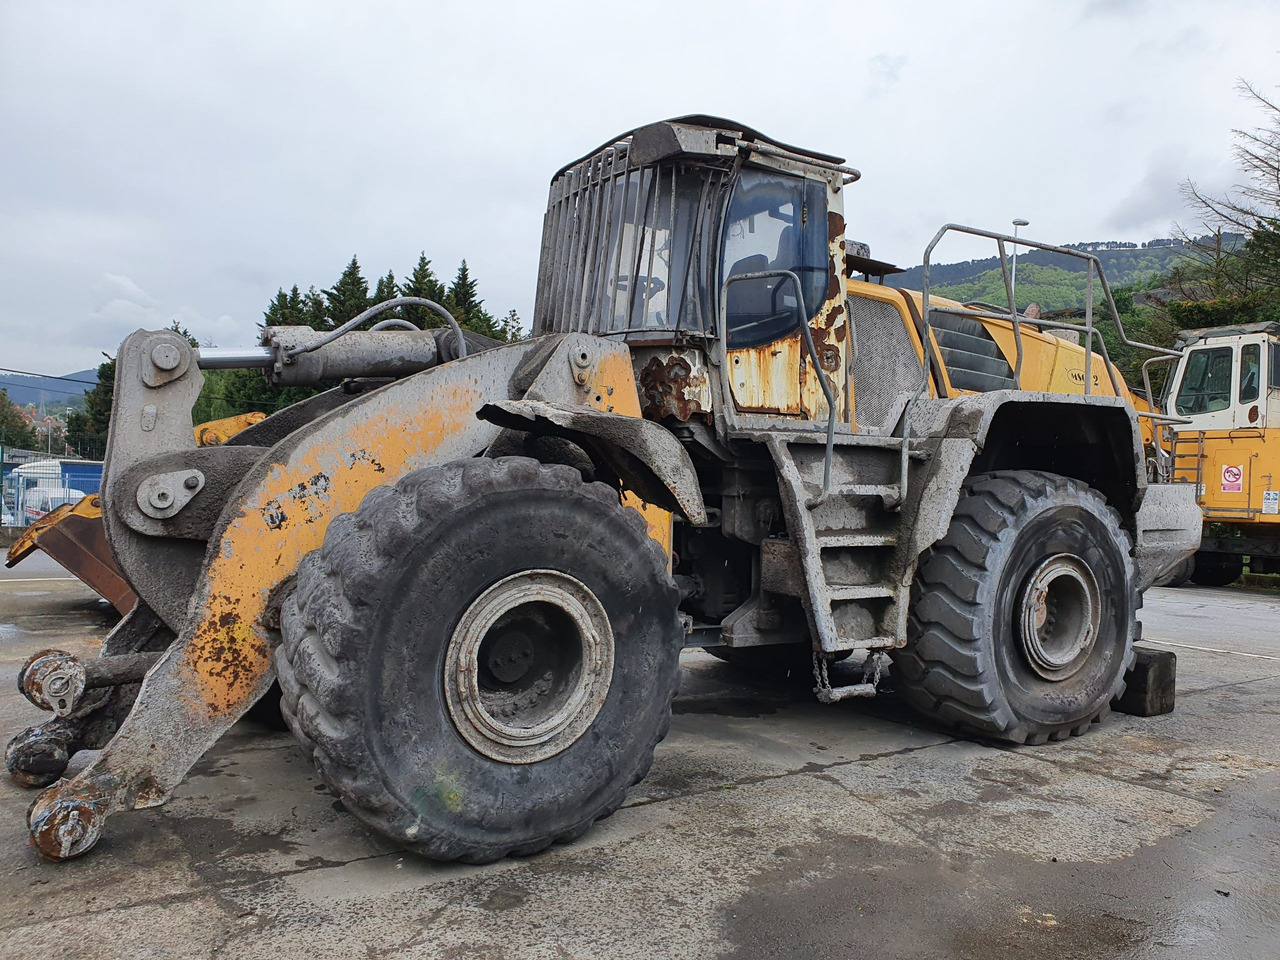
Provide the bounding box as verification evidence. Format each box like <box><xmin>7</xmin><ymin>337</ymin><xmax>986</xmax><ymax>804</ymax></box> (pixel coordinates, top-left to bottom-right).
<box><xmin>893</xmin><ymin>471</ymin><xmax>1136</xmax><ymax>745</ymax></box>
<box><xmin>276</xmin><ymin>457</ymin><xmax>681</xmax><ymax>863</ymax></box>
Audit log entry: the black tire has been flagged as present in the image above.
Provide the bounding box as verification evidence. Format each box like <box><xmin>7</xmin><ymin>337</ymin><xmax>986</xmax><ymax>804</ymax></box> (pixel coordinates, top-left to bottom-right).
<box><xmin>893</xmin><ymin>471</ymin><xmax>1136</xmax><ymax>745</ymax></box>
<box><xmin>1153</xmin><ymin>555</ymin><xmax>1196</xmax><ymax>588</ymax></box>
<box><xmin>1189</xmin><ymin>551</ymin><xmax>1243</xmax><ymax>587</ymax></box>
<box><xmin>275</xmin><ymin>457</ymin><xmax>681</xmax><ymax>863</ymax></box>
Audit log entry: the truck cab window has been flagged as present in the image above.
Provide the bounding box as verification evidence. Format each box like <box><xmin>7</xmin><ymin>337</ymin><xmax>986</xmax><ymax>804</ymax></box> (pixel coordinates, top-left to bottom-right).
<box><xmin>1175</xmin><ymin>346</ymin><xmax>1234</xmax><ymax>415</ymax></box>
<box><xmin>722</xmin><ymin>169</ymin><xmax>829</xmax><ymax>349</ymax></box>
<box><xmin>1240</xmin><ymin>343</ymin><xmax>1260</xmax><ymax>403</ymax></box>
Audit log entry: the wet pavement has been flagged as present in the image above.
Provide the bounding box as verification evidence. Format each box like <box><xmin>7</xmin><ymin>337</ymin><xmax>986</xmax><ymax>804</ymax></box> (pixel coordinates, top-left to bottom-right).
<box><xmin>1</xmin><ymin>555</ymin><xmax>1277</xmax><ymax>959</ymax></box>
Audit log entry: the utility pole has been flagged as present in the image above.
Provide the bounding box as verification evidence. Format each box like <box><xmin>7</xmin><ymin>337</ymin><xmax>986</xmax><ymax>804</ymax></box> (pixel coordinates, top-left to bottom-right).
<box><xmin>1011</xmin><ymin>219</ymin><xmax>1029</xmax><ymax>314</ymax></box>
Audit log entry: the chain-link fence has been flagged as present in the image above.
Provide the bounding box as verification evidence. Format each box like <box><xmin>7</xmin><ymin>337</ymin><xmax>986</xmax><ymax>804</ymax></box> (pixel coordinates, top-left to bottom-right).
<box><xmin>1</xmin><ymin>445</ymin><xmax>103</xmax><ymax>528</ymax></box>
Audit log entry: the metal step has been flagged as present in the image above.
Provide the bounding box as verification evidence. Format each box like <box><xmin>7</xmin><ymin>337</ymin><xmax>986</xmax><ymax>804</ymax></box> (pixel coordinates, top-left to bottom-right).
<box><xmin>817</xmin><ymin>531</ymin><xmax>898</xmax><ymax>548</ymax></box>
<box><xmin>829</xmin><ymin>584</ymin><xmax>897</xmax><ymax>601</ymax></box>
<box><xmin>825</xmin><ymin>482</ymin><xmax>899</xmax><ymax>498</ymax></box>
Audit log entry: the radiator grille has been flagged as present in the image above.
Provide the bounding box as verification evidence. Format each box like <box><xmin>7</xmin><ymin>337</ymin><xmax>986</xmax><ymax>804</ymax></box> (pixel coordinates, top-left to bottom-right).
<box><xmin>848</xmin><ymin>295</ymin><xmax>921</xmax><ymax>430</ymax></box>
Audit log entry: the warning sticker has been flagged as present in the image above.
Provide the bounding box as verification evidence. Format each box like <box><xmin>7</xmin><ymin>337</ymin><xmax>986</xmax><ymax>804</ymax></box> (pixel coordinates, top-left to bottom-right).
<box><xmin>1264</xmin><ymin>490</ymin><xmax>1279</xmax><ymax>515</ymax></box>
<box><xmin>1222</xmin><ymin>464</ymin><xmax>1244</xmax><ymax>493</ymax></box>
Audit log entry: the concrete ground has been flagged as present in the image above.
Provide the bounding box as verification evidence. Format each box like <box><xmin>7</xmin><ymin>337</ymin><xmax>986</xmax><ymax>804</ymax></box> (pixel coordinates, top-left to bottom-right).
<box><xmin>1</xmin><ymin>553</ymin><xmax>1278</xmax><ymax>959</ymax></box>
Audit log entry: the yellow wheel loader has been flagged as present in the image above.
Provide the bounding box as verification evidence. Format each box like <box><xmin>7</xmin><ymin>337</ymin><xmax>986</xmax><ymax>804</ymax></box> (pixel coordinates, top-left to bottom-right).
<box><xmin>7</xmin><ymin>116</ymin><xmax>1201</xmax><ymax>863</ymax></box>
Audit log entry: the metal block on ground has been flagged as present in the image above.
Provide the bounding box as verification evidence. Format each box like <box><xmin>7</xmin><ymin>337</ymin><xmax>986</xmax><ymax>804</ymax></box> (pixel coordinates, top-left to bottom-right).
<box><xmin>1113</xmin><ymin>645</ymin><xmax>1176</xmax><ymax>717</ymax></box>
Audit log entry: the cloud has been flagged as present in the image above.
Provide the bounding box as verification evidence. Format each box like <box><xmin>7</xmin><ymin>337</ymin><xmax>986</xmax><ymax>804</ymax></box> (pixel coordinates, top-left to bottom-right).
<box><xmin>869</xmin><ymin>54</ymin><xmax>907</xmax><ymax>88</ymax></box>
<box><xmin>1082</xmin><ymin>0</ymin><xmax>1147</xmax><ymax>19</ymax></box>
<box><xmin>96</xmin><ymin>273</ymin><xmax>157</xmax><ymax>307</ymax></box>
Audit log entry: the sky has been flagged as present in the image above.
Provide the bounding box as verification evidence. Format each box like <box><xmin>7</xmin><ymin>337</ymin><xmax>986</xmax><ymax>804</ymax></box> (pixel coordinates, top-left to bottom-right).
<box><xmin>2</xmin><ymin>0</ymin><xmax>1279</xmax><ymax>374</ymax></box>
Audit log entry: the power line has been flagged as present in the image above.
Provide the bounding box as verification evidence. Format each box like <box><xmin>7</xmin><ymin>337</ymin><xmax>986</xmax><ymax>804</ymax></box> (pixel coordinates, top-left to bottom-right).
<box><xmin>0</xmin><ymin>366</ymin><xmax>99</xmax><ymax>385</ymax></box>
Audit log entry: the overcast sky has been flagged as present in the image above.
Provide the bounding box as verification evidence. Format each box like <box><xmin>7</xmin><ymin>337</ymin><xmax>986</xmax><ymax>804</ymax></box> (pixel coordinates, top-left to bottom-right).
<box><xmin>3</xmin><ymin>0</ymin><xmax>1278</xmax><ymax>374</ymax></box>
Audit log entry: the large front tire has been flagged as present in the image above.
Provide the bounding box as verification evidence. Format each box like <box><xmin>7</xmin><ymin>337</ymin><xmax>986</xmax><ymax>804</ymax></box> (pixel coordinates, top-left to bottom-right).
<box><xmin>893</xmin><ymin>471</ymin><xmax>1136</xmax><ymax>745</ymax></box>
<box><xmin>276</xmin><ymin>457</ymin><xmax>681</xmax><ymax>862</ymax></box>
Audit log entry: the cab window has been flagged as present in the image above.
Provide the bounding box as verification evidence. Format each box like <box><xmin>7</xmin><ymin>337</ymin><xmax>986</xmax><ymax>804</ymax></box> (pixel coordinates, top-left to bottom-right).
<box><xmin>722</xmin><ymin>169</ymin><xmax>829</xmax><ymax>348</ymax></box>
<box><xmin>1175</xmin><ymin>346</ymin><xmax>1234</xmax><ymax>415</ymax></box>
<box><xmin>1240</xmin><ymin>343</ymin><xmax>1261</xmax><ymax>403</ymax></box>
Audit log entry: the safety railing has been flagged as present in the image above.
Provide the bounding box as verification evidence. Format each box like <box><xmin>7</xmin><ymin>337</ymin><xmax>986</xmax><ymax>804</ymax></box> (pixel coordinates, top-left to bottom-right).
<box><xmin>891</xmin><ymin>224</ymin><xmax>1189</xmax><ymax>505</ymax></box>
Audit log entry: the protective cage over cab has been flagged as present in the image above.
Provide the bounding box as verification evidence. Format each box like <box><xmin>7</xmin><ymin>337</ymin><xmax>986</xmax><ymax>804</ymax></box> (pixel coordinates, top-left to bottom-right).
<box><xmin>533</xmin><ymin>115</ymin><xmax>857</xmax><ymax>349</ymax></box>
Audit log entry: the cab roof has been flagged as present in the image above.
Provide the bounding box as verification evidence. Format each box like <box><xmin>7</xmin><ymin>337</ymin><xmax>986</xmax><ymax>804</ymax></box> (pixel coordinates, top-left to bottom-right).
<box><xmin>553</xmin><ymin>115</ymin><xmax>846</xmax><ymax>180</ymax></box>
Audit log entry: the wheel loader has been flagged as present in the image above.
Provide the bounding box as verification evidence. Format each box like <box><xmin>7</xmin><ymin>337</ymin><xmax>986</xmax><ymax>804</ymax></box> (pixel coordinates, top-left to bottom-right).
<box><xmin>7</xmin><ymin>116</ymin><xmax>1202</xmax><ymax>863</ymax></box>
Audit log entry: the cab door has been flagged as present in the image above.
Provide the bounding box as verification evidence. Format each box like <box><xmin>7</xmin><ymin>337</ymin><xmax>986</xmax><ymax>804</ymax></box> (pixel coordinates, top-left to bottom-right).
<box><xmin>721</xmin><ymin>168</ymin><xmax>848</xmax><ymax>424</ymax></box>
<box><xmin>1234</xmin><ymin>337</ymin><xmax>1266</xmax><ymax>429</ymax></box>
<box><xmin>1171</xmin><ymin>341</ymin><xmax>1237</xmax><ymax>430</ymax></box>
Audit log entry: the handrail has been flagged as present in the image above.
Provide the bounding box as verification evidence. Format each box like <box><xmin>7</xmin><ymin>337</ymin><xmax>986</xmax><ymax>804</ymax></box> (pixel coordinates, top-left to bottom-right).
<box><xmin>719</xmin><ymin>270</ymin><xmax>836</xmax><ymax>503</ymax></box>
<box><xmin>897</xmin><ymin>224</ymin><xmax>1187</xmax><ymax>498</ymax></box>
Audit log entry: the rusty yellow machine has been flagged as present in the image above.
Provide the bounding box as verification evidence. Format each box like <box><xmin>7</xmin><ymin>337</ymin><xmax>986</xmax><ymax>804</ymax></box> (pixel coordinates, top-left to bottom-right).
<box><xmin>1148</xmin><ymin>322</ymin><xmax>1280</xmax><ymax>585</ymax></box>
<box><xmin>7</xmin><ymin>116</ymin><xmax>1201</xmax><ymax>863</ymax></box>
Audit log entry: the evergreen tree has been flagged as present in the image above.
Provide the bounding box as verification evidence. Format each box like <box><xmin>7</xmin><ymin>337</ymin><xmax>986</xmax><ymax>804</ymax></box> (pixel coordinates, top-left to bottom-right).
<box><xmin>0</xmin><ymin>388</ymin><xmax>39</xmax><ymax>449</ymax></box>
<box><xmin>324</xmin><ymin>256</ymin><xmax>371</xmax><ymax>329</ymax></box>
<box><xmin>79</xmin><ymin>356</ymin><xmax>116</xmax><ymax>436</ymax></box>
<box><xmin>401</xmin><ymin>253</ymin><xmax>448</xmax><ymax>329</ymax></box>
<box><xmin>264</xmin><ymin>285</ymin><xmax>308</xmax><ymax>329</ymax></box>
<box><xmin>302</xmin><ymin>285</ymin><xmax>329</xmax><ymax>331</ymax></box>
<box><xmin>373</xmin><ymin>269</ymin><xmax>401</xmax><ymax>323</ymax></box>
<box><xmin>445</xmin><ymin>260</ymin><xmax>500</xmax><ymax>338</ymax></box>
<box><xmin>499</xmin><ymin>309</ymin><xmax>523</xmax><ymax>343</ymax></box>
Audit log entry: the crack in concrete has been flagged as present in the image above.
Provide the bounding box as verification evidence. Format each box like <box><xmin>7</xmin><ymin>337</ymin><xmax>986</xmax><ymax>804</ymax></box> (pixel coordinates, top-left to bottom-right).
<box><xmin>622</xmin><ymin>738</ymin><xmax>960</xmax><ymax>810</ymax></box>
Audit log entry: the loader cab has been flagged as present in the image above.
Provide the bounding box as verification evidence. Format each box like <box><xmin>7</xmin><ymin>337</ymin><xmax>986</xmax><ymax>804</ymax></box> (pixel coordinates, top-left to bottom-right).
<box><xmin>1167</xmin><ymin>325</ymin><xmax>1280</xmax><ymax>432</ymax></box>
<box><xmin>532</xmin><ymin>116</ymin><xmax>855</xmax><ymax>429</ymax></box>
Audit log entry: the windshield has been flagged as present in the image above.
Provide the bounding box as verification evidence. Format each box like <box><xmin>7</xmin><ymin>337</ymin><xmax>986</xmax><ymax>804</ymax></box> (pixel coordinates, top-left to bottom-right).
<box><xmin>1176</xmin><ymin>346</ymin><xmax>1233</xmax><ymax>415</ymax></box>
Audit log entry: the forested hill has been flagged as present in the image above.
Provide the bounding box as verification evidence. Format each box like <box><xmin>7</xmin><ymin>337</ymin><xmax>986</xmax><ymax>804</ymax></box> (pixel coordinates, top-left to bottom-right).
<box><xmin>882</xmin><ymin>236</ymin><xmax>1240</xmax><ymax>311</ymax></box>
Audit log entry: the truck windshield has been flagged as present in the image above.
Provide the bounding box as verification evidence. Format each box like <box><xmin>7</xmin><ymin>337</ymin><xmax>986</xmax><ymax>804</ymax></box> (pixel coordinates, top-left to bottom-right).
<box><xmin>1175</xmin><ymin>346</ymin><xmax>1234</xmax><ymax>415</ymax></box>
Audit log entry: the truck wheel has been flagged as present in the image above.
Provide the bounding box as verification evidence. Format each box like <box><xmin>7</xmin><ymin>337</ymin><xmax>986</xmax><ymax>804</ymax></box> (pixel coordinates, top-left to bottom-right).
<box><xmin>893</xmin><ymin>471</ymin><xmax>1135</xmax><ymax>745</ymax></box>
<box><xmin>1188</xmin><ymin>551</ymin><xmax>1243</xmax><ymax>587</ymax></box>
<box><xmin>275</xmin><ymin>457</ymin><xmax>681</xmax><ymax>863</ymax></box>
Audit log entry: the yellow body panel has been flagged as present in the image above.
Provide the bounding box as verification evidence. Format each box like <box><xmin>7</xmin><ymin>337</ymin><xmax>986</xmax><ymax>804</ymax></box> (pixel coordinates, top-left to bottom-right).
<box><xmin>182</xmin><ymin>344</ymin><xmax>665</xmax><ymax>718</ymax></box>
<box><xmin>1171</xmin><ymin>429</ymin><xmax>1280</xmax><ymax>524</ymax></box>
<box><xmin>856</xmin><ymin>282</ymin><xmax>1146</xmax><ymax>408</ymax></box>
<box><xmin>194</xmin><ymin>412</ymin><xmax>267</xmax><ymax>447</ymax></box>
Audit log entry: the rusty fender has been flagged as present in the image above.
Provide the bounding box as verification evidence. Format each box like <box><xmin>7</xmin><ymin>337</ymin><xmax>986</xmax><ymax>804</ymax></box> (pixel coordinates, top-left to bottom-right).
<box><xmin>27</xmin><ymin>332</ymin><xmax>650</xmax><ymax>860</ymax></box>
<box><xmin>478</xmin><ymin>398</ymin><xmax>707</xmax><ymax>525</ymax></box>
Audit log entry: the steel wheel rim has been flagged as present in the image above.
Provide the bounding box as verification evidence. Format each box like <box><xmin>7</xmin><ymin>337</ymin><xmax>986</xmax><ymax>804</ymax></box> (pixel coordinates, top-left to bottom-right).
<box><xmin>1017</xmin><ymin>553</ymin><xmax>1102</xmax><ymax>681</ymax></box>
<box><xmin>444</xmin><ymin>569</ymin><xmax>614</xmax><ymax>764</ymax></box>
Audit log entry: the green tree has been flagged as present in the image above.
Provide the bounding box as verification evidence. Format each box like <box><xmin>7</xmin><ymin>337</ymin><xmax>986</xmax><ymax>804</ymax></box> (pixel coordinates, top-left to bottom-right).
<box><xmin>324</xmin><ymin>256</ymin><xmax>371</xmax><ymax>329</ymax></box>
<box><xmin>1170</xmin><ymin>81</ymin><xmax>1280</xmax><ymax>327</ymax></box>
<box><xmin>0</xmin><ymin>388</ymin><xmax>39</xmax><ymax>449</ymax></box>
<box><xmin>401</xmin><ymin>253</ymin><xmax>448</xmax><ymax>329</ymax></box>
<box><xmin>373</xmin><ymin>269</ymin><xmax>401</xmax><ymax>323</ymax></box>
<box><xmin>264</xmin><ymin>285</ymin><xmax>308</xmax><ymax>329</ymax></box>
<box><xmin>499</xmin><ymin>309</ymin><xmax>523</xmax><ymax>342</ymax></box>
<box><xmin>302</xmin><ymin>285</ymin><xmax>329</xmax><ymax>331</ymax></box>
<box><xmin>445</xmin><ymin>260</ymin><xmax>501</xmax><ymax>338</ymax></box>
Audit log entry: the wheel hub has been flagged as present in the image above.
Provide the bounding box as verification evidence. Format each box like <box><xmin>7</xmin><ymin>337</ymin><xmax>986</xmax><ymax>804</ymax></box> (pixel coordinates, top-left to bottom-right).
<box><xmin>444</xmin><ymin>569</ymin><xmax>614</xmax><ymax>764</ymax></box>
<box><xmin>1017</xmin><ymin>553</ymin><xmax>1101</xmax><ymax>681</ymax></box>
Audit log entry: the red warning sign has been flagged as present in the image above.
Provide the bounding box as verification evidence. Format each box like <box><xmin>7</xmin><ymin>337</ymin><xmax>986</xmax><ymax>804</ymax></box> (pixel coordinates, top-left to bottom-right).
<box><xmin>1222</xmin><ymin>464</ymin><xmax>1244</xmax><ymax>493</ymax></box>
